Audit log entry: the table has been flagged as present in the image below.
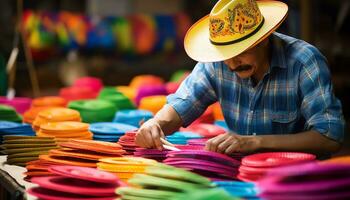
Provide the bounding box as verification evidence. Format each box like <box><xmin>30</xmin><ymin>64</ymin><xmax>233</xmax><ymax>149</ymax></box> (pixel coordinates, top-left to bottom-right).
<box><xmin>0</xmin><ymin>156</ymin><xmax>37</xmax><ymax>200</ymax></box>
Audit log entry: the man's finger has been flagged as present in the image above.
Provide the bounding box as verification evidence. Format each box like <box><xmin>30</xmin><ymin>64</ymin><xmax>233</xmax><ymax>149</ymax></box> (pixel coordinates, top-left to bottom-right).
<box><xmin>206</xmin><ymin>133</ymin><xmax>228</xmax><ymax>152</ymax></box>
<box><xmin>224</xmin><ymin>140</ymin><xmax>239</xmax><ymax>155</ymax></box>
<box><xmin>135</xmin><ymin>131</ymin><xmax>147</xmax><ymax>148</ymax></box>
<box><xmin>151</xmin><ymin>126</ymin><xmax>163</xmax><ymax>150</ymax></box>
<box><xmin>217</xmin><ymin>136</ymin><xmax>234</xmax><ymax>153</ymax></box>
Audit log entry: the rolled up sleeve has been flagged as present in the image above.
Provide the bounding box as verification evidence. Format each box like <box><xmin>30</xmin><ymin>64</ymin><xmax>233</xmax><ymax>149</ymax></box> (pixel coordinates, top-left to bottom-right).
<box><xmin>299</xmin><ymin>52</ymin><xmax>345</xmax><ymax>142</ymax></box>
<box><xmin>167</xmin><ymin>62</ymin><xmax>217</xmax><ymax>127</ymax></box>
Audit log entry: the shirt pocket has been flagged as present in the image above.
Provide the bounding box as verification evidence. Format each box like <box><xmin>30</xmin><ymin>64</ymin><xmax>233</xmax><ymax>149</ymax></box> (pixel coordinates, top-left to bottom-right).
<box><xmin>270</xmin><ymin>110</ymin><xmax>298</xmax><ymax>134</ymax></box>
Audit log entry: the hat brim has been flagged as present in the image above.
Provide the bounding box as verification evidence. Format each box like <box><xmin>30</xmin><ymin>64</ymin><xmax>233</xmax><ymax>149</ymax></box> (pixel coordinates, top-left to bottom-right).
<box><xmin>184</xmin><ymin>1</ymin><xmax>288</xmax><ymax>62</ymax></box>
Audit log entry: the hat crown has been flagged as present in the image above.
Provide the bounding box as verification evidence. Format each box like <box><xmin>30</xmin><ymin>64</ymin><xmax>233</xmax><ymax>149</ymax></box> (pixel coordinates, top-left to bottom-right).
<box><xmin>209</xmin><ymin>0</ymin><xmax>264</xmax><ymax>45</ymax></box>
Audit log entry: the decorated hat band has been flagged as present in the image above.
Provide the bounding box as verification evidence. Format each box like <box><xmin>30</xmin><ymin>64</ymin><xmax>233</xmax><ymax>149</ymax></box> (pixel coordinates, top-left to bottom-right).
<box><xmin>209</xmin><ymin>0</ymin><xmax>264</xmax><ymax>45</ymax></box>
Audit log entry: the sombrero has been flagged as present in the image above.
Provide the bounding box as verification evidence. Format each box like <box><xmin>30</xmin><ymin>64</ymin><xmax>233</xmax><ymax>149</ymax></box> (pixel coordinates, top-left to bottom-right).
<box><xmin>184</xmin><ymin>0</ymin><xmax>288</xmax><ymax>62</ymax></box>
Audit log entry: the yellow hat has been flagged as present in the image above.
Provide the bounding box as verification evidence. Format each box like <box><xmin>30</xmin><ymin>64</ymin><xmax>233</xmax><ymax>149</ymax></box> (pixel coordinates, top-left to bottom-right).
<box><xmin>184</xmin><ymin>0</ymin><xmax>288</xmax><ymax>62</ymax></box>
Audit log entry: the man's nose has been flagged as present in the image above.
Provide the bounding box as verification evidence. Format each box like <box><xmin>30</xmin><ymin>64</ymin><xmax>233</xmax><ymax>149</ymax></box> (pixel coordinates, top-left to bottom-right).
<box><xmin>225</xmin><ymin>58</ymin><xmax>241</xmax><ymax>68</ymax></box>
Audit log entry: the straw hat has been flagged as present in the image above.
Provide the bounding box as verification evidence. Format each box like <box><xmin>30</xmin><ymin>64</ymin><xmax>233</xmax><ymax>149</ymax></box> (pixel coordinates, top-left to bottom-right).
<box><xmin>184</xmin><ymin>0</ymin><xmax>288</xmax><ymax>62</ymax></box>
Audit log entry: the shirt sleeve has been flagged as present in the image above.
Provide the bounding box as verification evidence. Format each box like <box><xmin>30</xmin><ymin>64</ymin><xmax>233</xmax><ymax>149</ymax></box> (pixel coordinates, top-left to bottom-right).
<box><xmin>299</xmin><ymin>48</ymin><xmax>345</xmax><ymax>142</ymax></box>
<box><xmin>167</xmin><ymin>62</ymin><xmax>217</xmax><ymax>127</ymax></box>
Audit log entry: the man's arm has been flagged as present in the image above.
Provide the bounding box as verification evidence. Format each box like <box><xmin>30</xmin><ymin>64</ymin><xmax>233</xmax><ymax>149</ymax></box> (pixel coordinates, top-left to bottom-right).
<box><xmin>136</xmin><ymin>62</ymin><xmax>217</xmax><ymax>150</ymax></box>
<box><xmin>257</xmin><ymin>130</ymin><xmax>341</xmax><ymax>154</ymax></box>
<box><xmin>154</xmin><ymin>104</ymin><xmax>183</xmax><ymax>135</ymax></box>
<box><xmin>206</xmin><ymin>130</ymin><xmax>341</xmax><ymax>156</ymax></box>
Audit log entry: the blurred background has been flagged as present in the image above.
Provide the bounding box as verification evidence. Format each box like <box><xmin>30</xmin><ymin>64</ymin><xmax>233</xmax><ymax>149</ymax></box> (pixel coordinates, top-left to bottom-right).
<box><xmin>0</xmin><ymin>0</ymin><xmax>348</xmax><ymax>153</ymax></box>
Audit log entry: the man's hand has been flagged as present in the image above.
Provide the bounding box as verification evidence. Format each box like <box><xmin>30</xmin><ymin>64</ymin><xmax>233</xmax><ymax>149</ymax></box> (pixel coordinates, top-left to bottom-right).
<box><xmin>136</xmin><ymin>118</ymin><xmax>165</xmax><ymax>150</ymax></box>
<box><xmin>205</xmin><ymin>132</ymin><xmax>260</xmax><ymax>155</ymax></box>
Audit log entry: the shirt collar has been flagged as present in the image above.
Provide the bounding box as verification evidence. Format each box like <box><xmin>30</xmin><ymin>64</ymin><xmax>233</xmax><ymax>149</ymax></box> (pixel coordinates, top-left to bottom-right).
<box><xmin>269</xmin><ymin>32</ymin><xmax>287</xmax><ymax>69</ymax></box>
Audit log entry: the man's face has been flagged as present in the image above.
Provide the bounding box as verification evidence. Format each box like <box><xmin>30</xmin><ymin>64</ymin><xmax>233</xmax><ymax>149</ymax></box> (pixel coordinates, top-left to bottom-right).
<box><xmin>223</xmin><ymin>40</ymin><xmax>268</xmax><ymax>79</ymax></box>
<box><xmin>224</xmin><ymin>49</ymin><xmax>258</xmax><ymax>79</ymax></box>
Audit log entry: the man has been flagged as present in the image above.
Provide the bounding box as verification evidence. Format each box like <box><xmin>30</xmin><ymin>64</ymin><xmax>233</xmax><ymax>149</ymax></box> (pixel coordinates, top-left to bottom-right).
<box><xmin>136</xmin><ymin>0</ymin><xmax>344</xmax><ymax>156</ymax></box>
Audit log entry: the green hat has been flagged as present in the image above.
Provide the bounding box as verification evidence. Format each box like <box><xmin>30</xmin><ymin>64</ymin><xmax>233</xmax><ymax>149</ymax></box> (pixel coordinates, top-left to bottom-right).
<box><xmin>0</xmin><ymin>105</ymin><xmax>22</xmax><ymax>122</ymax></box>
<box><xmin>98</xmin><ymin>87</ymin><xmax>135</xmax><ymax>110</ymax></box>
<box><xmin>68</xmin><ymin>99</ymin><xmax>117</xmax><ymax>123</ymax></box>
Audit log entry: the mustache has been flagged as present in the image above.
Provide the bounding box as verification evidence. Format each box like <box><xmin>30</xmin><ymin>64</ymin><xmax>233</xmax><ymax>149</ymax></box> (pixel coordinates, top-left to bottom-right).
<box><xmin>232</xmin><ymin>64</ymin><xmax>253</xmax><ymax>72</ymax></box>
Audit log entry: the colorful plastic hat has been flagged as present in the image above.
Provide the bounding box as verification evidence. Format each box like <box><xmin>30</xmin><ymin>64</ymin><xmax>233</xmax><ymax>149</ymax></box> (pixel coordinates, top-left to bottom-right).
<box><xmin>138</xmin><ymin>95</ymin><xmax>167</xmax><ymax>115</ymax></box>
<box><xmin>116</xmin><ymin>86</ymin><xmax>137</xmax><ymax>103</ymax></box>
<box><xmin>90</xmin><ymin>122</ymin><xmax>137</xmax><ymax>142</ymax></box>
<box><xmin>258</xmin><ymin>162</ymin><xmax>350</xmax><ymax>200</ymax></box>
<box><xmin>23</xmin><ymin>106</ymin><xmax>58</xmax><ymax>124</ymax></box>
<box><xmin>0</xmin><ymin>105</ymin><xmax>22</xmax><ymax>122</ymax></box>
<box><xmin>60</xmin><ymin>86</ymin><xmax>98</xmax><ymax>101</ymax></box>
<box><xmin>113</xmin><ymin>109</ymin><xmax>153</xmax><ymax>128</ymax></box>
<box><xmin>32</xmin><ymin>108</ymin><xmax>81</xmax><ymax>131</ymax></box>
<box><xmin>68</xmin><ymin>99</ymin><xmax>116</xmax><ymax>123</ymax></box>
<box><xmin>73</xmin><ymin>76</ymin><xmax>103</xmax><ymax>93</ymax></box>
<box><xmin>135</xmin><ymin>85</ymin><xmax>168</xmax><ymax>105</ymax></box>
<box><xmin>129</xmin><ymin>75</ymin><xmax>164</xmax><ymax>89</ymax></box>
<box><xmin>32</xmin><ymin>96</ymin><xmax>67</xmax><ymax>108</ymax></box>
<box><xmin>98</xmin><ymin>87</ymin><xmax>135</xmax><ymax>110</ymax></box>
<box><xmin>37</xmin><ymin>121</ymin><xmax>92</xmax><ymax>140</ymax></box>
<box><xmin>0</xmin><ymin>96</ymin><xmax>32</xmax><ymax>114</ymax></box>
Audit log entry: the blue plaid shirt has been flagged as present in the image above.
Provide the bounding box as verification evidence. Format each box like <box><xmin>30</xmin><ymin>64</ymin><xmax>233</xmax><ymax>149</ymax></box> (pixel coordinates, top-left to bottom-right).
<box><xmin>168</xmin><ymin>32</ymin><xmax>344</xmax><ymax>142</ymax></box>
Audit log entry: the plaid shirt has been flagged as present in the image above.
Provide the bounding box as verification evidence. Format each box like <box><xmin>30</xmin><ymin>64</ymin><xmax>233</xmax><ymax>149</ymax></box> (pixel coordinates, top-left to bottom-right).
<box><xmin>168</xmin><ymin>32</ymin><xmax>344</xmax><ymax>142</ymax></box>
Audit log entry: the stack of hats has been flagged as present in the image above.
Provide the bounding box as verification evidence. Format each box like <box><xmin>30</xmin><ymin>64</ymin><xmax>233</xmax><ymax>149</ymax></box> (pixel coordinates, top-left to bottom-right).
<box><xmin>28</xmin><ymin>166</ymin><xmax>123</xmax><ymax>200</ymax></box>
<box><xmin>98</xmin><ymin>87</ymin><xmax>135</xmax><ymax>110</ymax></box>
<box><xmin>166</xmin><ymin>131</ymin><xmax>202</xmax><ymax>145</ymax></box>
<box><xmin>68</xmin><ymin>99</ymin><xmax>116</xmax><ymax>123</ymax></box>
<box><xmin>113</xmin><ymin>109</ymin><xmax>153</xmax><ymax>127</ymax></box>
<box><xmin>117</xmin><ymin>131</ymin><xmax>139</xmax><ymax>154</ymax></box>
<box><xmin>25</xmin><ymin>159</ymin><xmax>57</xmax><ymax>180</ymax></box>
<box><xmin>0</xmin><ymin>97</ymin><xmax>31</xmax><ymax>114</ymax></box>
<box><xmin>97</xmin><ymin>157</ymin><xmax>157</xmax><ymax>181</ymax></box>
<box><xmin>73</xmin><ymin>76</ymin><xmax>103</xmax><ymax>94</ymax></box>
<box><xmin>25</xmin><ymin>139</ymin><xmax>125</xmax><ymax>180</ymax></box>
<box><xmin>38</xmin><ymin>139</ymin><xmax>126</xmax><ymax>168</ymax></box>
<box><xmin>60</xmin><ymin>86</ymin><xmax>98</xmax><ymax>101</ymax></box>
<box><xmin>90</xmin><ymin>122</ymin><xmax>137</xmax><ymax>142</ymax></box>
<box><xmin>138</xmin><ymin>95</ymin><xmax>167</xmax><ymax>114</ymax></box>
<box><xmin>165</xmin><ymin>150</ymin><xmax>240</xmax><ymax>181</ymax></box>
<box><xmin>257</xmin><ymin>162</ymin><xmax>350</xmax><ymax>200</ymax></box>
<box><xmin>180</xmin><ymin>123</ymin><xmax>226</xmax><ymax>138</ymax></box>
<box><xmin>214</xmin><ymin>181</ymin><xmax>259</xmax><ymax>200</ymax></box>
<box><xmin>116</xmin><ymin>86</ymin><xmax>137</xmax><ymax>103</ymax></box>
<box><xmin>1</xmin><ymin>135</ymin><xmax>57</xmax><ymax>166</ymax></box>
<box><xmin>135</xmin><ymin>85</ymin><xmax>168</xmax><ymax>105</ymax></box>
<box><xmin>0</xmin><ymin>105</ymin><xmax>22</xmax><ymax>122</ymax></box>
<box><xmin>32</xmin><ymin>108</ymin><xmax>81</xmax><ymax>131</ymax></box>
<box><xmin>238</xmin><ymin>152</ymin><xmax>316</xmax><ymax>182</ymax></box>
<box><xmin>31</xmin><ymin>96</ymin><xmax>67</xmax><ymax>108</ymax></box>
<box><xmin>116</xmin><ymin>163</ymin><xmax>215</xmax><ymax>199</ymax></box>
<box><xmin>0</xmin><ymin>121</ymin><xmax>35</xmax><ymax>144</ymax></box>
<box><xmin>37</xmin><ymin>121</ymin><xmax>93</xmax><ymax>142</ymax></box>
<box><xmin>134</xmin><ymin>148</ymin><xmax>170</xmax><ymax>162</ymax></box>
